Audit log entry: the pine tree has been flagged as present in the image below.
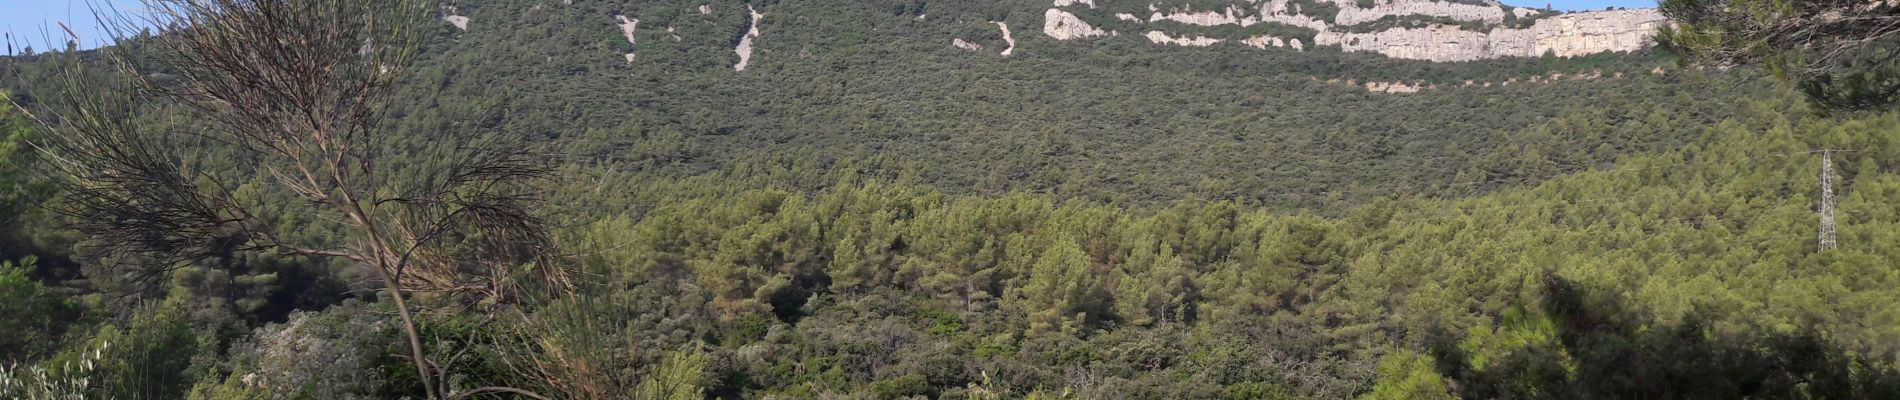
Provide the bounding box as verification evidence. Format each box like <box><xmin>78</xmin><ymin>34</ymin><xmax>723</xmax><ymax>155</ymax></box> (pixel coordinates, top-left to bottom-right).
<box><xmin>1021</xmin><ymin>237</ymin><xmax>1101</xmax><ymax>335</ymax></box>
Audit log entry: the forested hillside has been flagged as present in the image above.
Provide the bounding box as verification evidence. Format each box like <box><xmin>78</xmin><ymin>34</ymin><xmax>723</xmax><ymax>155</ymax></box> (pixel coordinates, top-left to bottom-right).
<box><xmin>395</xmin><ymin>0</ymin><xmax>1749</xmax><ymax>210</ymax></box>
<box><xmin>2</xmin><ymin>0</ymin><xmax>1896</xmax><ymax>399</ymax></box>
<box><xmin>522</xmin><ymin>94</ymin><xmax>1900</xmax><ymax>399</ymax></box>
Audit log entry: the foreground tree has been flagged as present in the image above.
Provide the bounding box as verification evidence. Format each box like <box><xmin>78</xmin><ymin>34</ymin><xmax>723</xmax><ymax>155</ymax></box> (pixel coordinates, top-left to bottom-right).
<box><xmin>16</xmin><ymin>1</ymin><xmax>566</xmax><ymax>398</ymax></box>
<box><xmin>1661</xmin><ymin>0</ymin><xmax>1900</xmax><ymax>111</ymax></box>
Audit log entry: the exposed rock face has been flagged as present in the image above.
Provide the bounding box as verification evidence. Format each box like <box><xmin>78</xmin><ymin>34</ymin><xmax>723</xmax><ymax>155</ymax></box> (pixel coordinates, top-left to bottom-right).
<box><xmin>734</xmin><ymin>5</ymin><xmax>763</xmax><ymax>71</ymax></box>
<box><xmin>1037</xmin><ymin>0</ymin><xmax>1670</xmax><ymax>62</ymax></box>
<box><xmin>1044</xmin><ymin>9</ymin><xmax>1108</xmax><ymax>40</ymax></box>
<box><xmin>1150</xmin><ymin>5</ymin><xmax>1256</xmax><ymax>26</ymax></box>
<box><xmin>996</xmin><ymin>22</ymin><xmax>1017</xmax><ymax>56</ymax></box>
<box><xmin>1146</xmin><ymin>31</ymin><xmax>1222</xmax><ymax>47</ymax></box>
<box><xmin>1250</xmin><ymin>0</ymin><xmax>1333</xmax><ymax>30</ymax></box>
<box><xmin>1334</xmin><ymin>0</ymin><xmax>1505</xmax><ymax>25</ymax></box>
<box><xmin>1315</xmin><ymin>25</ymin><xmax>1491</xmax><ymax>61</ymax></box>
<box><xmin>442</xmin><ymin>3</ymin><xmax>469</xmax><ymax>30</ymax></box>
<box><xmin>444</xmin><ymin>15</ymin><xmax>470</xmax><ymax>30</ymax></box>
<box><xmin>1364</xmin><ymin>81</ymin><xmax>1425</xmax><ymax>93</ymax></box>
<box><xmin>1242</xmin><ymin>35</ymin><xmax>1283</xmax><ymax>48</ymax></box>
<box><xmin>1243</xmin><ymin>35</ymin><xmax>1304</xmax><ymax>50</ymax></box>
<box><xmin>1526</xmin><ymin>9</ymin><xmax>1668</xmax><ymax>57</ymax></box>
<box><xmin>1329</xmin><ymin>68</ymin><xmax>1637</xmax><ymax>93</ymax></box>
<box><xmin>1314</xmin><ymin>8</ymin><xmax>1667</xmax><ymax>61</ymax></box>
<box><xmin>953</xmin><ymin>38</ymin><xmax>983</xmax><ymax>51</ymax></box>
<box><xmin>615</xmin><ymin>15</ymin><xmax>638</xmax><ymax>64</ymax></box>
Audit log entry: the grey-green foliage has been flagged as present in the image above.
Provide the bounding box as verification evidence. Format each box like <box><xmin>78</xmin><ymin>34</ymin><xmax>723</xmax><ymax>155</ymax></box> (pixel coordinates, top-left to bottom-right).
<box><xmin>0</xmin><ymin>96</ymin><xmax>45</xmax><ymax>221</ymax></box>
<box><xmin>0</xmin><ymin>339</ymin><xmax>98</xmax><ymax>400</ymax></box>
<box><xmin>188</xmin><ymin>303</ymin><xmax>393</xmax><ymax>400</ymax></box>
<box><xmin>42</xmin><ymin>298</ymin><xmax>200</xmax><ymax>400</ymax></box>
<box><xmin>1360</xmin><ymin>350</ymin><xmax>1454</xmax><ymax>400</ymax></box>
<box><xmin>0</xmin><ymin>257</ymin><xmax>75</xmax><ymax>361</ymax></box>
<box><xmin>636</xmin><ymin>345</ymin><xmax>710</xmax><ymax>400</ymax></box>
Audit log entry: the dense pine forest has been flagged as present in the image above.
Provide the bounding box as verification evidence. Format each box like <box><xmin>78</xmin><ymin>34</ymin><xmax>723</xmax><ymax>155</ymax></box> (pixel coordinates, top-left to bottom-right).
<box><xmin>2</xmin><ymin>0</ymin><xmax>1898</xmax><ymax>399</ymax></box>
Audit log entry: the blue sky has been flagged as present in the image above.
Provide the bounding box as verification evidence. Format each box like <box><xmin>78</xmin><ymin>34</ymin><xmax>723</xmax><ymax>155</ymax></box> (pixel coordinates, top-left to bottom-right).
<box><xmin>2</xmin><ymin>0</ymin><xmax>1656</xmax><ymax>52</ymax></box>
<box><xmin>0</xmin><ymin>0</ymin><xmax>140</xmax><ymax>52</ymax></box>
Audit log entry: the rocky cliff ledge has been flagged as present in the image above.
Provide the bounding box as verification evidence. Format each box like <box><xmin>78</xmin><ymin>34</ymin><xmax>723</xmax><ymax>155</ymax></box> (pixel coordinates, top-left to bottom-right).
<box><xmin>1313</xmin><ymin>9</ymin><xmax>1666</xmax><ymax>61</ymax></box>
<box><xmin>1036</xmin><ymin>0</ymin><xmax>1668</xmax><ymax>62</ymax></box>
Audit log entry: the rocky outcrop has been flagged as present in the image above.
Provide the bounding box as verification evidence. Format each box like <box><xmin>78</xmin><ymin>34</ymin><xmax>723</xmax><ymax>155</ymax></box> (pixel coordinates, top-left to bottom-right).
<box><xmin>1333</xmin><ymin>0</ymin><xmax>1506</xmax><ymax>25</ymax></box>
<box><xmin>1314</xmin><ymin>8</ymin><xmax>1666</xmax><ymax>61</ymax></box>
<box><xmin>442</xmin><ymin>3</ymin><xmax>469</xmax><ymax>30</ymax></box>
<box><xmin>997</xmin><ymin>22</ymin><xmax>1017</xmax><ymax>56</ymax></box>
<box><xmin>615</xmin><ymin>15</ymin><xmax>638</xmax><ymax>64</ymax></box>
<box><xmin>1526</xmin><ymin>9</ymin><xmax>1667</xmax><ymax>57</ymax></box>
<box><xmin>1243</xmin><ymin>35</ymin><xmax>1304</xmax><ymax>50</ymax></box>
<box><xmin>1249</xmin><ymin>0</ymin><xmax>1333</xmax><ymax>30</ymax></box>
<box><xmin>1146</xmin><ymin>31</ymin><xmax>1222</xmax><ymax>46</ymax></box>
<box><xmin>1364</xmin><ymin>81</ymin><xmax>1425</xmax><ymax>93</ymax></box>
<box><xmin>444</xmin><ymin>15</ymin><xmax>470</xmax><ymax>30</ymax></box>
<box><xmin>1332</xmin><ymin>68</ymin><xmax>1639</xmax><ymax>93</ymax></box>
<box><xmin>1315</xmin><ymin>25</ymin><xmax>1492</xmax><ymax>61</ymax></box>
<box><xmin>1150</xmin><ymin>5</ymin><xmax>1256</xmax><ymax>26</ymax></box>
<box><xmin>734</xmin><ymin>5</ymin><xmax>763</xmax><ymax>71</ymax></box>
<box><xmin>953</xmin><ymin>38</ymin><xmax>983</xmax><ymax>51</ymax></box>
<box><xmin>1037</xmin><ymin>0</ymin><xmax>1669</xmax><ymax>62</ymax></box>
<box><xmin>1044</xmin><ymin>9</ymin><xmax>1108</xmax><ymax>40</ymax></box>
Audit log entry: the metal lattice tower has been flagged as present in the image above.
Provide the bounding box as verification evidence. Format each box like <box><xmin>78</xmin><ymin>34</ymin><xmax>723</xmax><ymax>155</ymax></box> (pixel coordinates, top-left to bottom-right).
<box><xmin>1819</xmin><ymin>150</ymin><xmax>1839</xmax><ymax>251</ymax></box>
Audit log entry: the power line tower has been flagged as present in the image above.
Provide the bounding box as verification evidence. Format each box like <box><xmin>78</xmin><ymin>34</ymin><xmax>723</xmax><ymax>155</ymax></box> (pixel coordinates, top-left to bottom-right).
<box><xmin>1818</xmin><ymin>150</ymin><xmax>1839</xmax><ymax>251</ymax></box>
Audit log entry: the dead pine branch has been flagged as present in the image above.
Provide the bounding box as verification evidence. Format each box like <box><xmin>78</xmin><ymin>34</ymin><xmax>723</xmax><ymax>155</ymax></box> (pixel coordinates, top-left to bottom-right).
<box><xmin>16</xmin><ymin>1</ymin><xmax>568</xmax><ymax>398</ymax></box>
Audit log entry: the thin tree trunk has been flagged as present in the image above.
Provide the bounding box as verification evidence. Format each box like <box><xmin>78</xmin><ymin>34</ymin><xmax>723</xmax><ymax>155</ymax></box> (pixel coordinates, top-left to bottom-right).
<box><xmin>334</xmin><ymin>164</ymin><xmax>438</xmax><ymax>399</ymax></box>
<box><xmin>374</xmin><ymin>262</ymin><xmax>437</xmax><ymax>399</ymax></box>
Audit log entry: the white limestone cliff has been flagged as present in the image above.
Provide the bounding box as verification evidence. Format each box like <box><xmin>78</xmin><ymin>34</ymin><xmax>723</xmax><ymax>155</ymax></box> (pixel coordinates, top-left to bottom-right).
<box><xmin>1527</xmin><ymin>9</ymin><xmax>1667</xmax><ymax>58</ymax></box>
<box><xmin>1150</xmin><ymin>5</ymin><xmax>1258</xmax><ymax>26</ymax></box>
<box><xmin>1333</xmin><ymin>0</ymin><xmax>1506</xmax><ymax>25</ymax></box>
<box><xmin>1038</xmin><ymin>1</ymin><xmax>1668</xmax><ymax>62</ymax></box>
<box><xmin>1250</xmin><ymin>0</ymin><xmax>1333</xmax><ymax>30</ymax></box>
<box><xmin>1313</xmin><ymin>8</ymin><xmax>1666</xmax><ymax>61</ymax></box>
